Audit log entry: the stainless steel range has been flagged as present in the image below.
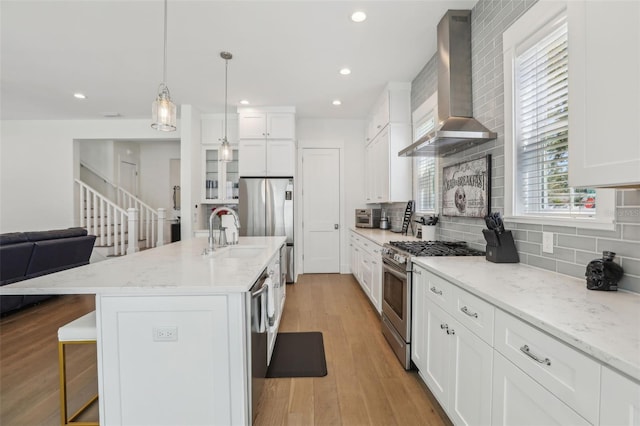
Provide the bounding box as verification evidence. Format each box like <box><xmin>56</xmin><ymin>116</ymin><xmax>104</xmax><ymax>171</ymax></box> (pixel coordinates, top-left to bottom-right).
<box><xmin>381</xmin><ymin>240</ymin><xmax>484</xmax><ymax>369</ymax></box>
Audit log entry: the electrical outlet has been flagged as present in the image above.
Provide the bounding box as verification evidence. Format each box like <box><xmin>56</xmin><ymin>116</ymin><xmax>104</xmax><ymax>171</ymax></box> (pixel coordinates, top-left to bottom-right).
<box><xmin>153</xmin><ymin>326</ymin><xmax>178</xmax><ymax>342</ymax></box>
<box><xmin>542</xmin><ymin>232</ymin><xmax>554</xmax><ymax>254</ymax></box>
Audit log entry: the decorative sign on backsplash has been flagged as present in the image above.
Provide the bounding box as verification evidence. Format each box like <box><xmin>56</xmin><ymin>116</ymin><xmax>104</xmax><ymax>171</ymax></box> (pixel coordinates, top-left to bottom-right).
<box><xmin>442</xmin><ymin>155</ymin><xmax>491</xmax><ymax>218</ymax></box>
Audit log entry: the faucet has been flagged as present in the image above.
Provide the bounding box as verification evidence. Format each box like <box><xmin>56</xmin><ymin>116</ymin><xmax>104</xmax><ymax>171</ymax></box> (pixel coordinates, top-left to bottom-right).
<box><xmin>208</xmin><ymin>207</ymin><xmax>241</xmax><ymax>251</ymax></box>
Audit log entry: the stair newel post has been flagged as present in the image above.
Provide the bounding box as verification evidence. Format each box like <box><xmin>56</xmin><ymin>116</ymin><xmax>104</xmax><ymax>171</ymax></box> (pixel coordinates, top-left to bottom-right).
<box><xmin>157</xmin><ymin>208</ymin><xmax>166</xmax><ymax>247</ymax></box>
<box><xmin>79</xmin><ymin>184</ymin><xmax>86</xmax><ymax>228</ymax></box>
<box><xmin>92</xmin><ymin>191</ymin><xmax>98</xmax><ymax>238</ymax></box>
<box><xmin>127</xmin><ymin>207</ymin><xmax>140</xmax><ymax>255</ymax></box>
<box><xmin>99</xmin><ymin>198</ymin><xmax>106</xmax><ymax>247</ymax></box>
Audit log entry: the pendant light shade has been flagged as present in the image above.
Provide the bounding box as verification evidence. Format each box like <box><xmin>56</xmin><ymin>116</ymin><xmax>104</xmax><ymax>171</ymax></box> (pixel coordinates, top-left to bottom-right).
<box><xmin>151</xmin><ymin>0</ymin><xmax>176</xmax><ymax>131</ymax></box>
<box><xmin>219</xmin><ymin>51</ymin><xmax>233</xmax><ymax>162</ymax></box>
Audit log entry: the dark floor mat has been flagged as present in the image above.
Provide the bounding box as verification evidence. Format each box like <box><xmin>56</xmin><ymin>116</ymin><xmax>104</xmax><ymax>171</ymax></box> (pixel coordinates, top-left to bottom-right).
<box><xmin>266</xmin><ymin>332</ymin><xmax>328</xmax><ymax>378</ymax></box>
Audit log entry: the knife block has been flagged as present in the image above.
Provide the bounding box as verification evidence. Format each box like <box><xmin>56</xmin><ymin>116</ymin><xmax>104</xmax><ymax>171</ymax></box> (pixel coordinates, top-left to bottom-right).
<box><xmin>482</xmin><ymin>230</ymin><xmax>519</xmax><ymax>263</ymax></box>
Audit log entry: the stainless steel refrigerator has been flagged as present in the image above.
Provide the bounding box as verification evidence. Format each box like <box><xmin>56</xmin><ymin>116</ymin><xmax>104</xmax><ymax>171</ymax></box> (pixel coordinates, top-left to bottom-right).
<box><xmin>239</xmin><ymin>178</ymin><xmax>294</xmax><ymax>282</ymax></box>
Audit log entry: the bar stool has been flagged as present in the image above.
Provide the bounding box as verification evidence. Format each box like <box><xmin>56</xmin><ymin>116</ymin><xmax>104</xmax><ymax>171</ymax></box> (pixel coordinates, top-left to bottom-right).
<box><xmin>58</xmin><ymin>311</ymin><xmax>99</xmax><ymax>425</ymax></box>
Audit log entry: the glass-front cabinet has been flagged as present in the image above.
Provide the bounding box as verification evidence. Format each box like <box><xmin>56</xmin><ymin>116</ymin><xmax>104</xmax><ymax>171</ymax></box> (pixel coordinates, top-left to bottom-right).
<box><xmin>202</xmin><ymin>146</ymin><xmax>239</xmax><ymax>203</ymax></box>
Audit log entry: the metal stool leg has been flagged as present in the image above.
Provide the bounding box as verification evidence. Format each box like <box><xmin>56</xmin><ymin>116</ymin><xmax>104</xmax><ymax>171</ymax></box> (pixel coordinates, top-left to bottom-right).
<box><xmin>58</xmin><ymin>340</ymin><xmax>98</xmax><ymax>426</ymax></box>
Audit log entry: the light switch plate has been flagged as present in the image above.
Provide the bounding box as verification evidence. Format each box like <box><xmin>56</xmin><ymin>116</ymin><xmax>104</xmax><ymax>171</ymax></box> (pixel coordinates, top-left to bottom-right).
<box><xmin>542</xmin><ymin>232</ymin><xmax>554</xmax><ymax>254</ymax></box>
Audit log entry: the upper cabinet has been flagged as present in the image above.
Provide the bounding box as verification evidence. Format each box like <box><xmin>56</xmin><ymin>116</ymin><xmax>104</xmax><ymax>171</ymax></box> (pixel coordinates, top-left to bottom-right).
<box><xmin>238</xmin><ymin>109</ymin><xmax>295</xmax><ymax>140</ymax></box>
<box><xmin>568</xmin><ymin>0</ymin><xmax>640</xmax><ymax>188</ymax></box>
<box><xmin>365</xmin><ymin>83</ymin><xmax>412</xmax><ymax>203</ymax></box>
<box><xmin>238</xmin><ymin>107</ymin><xmax>296</xmax><ymax>177</ymax></box>
<box><xmin>202</xmin><ymin>146</ymin><xmax>239</xmax><ymax>203</ymax></box>
<box><xmin>201</xmin><ymin>113</ymin><xmax>239</xmax><ymax>145</ymax></box>
<box><xmin>365</xmin><ymin>82</ymin><xmax>411</xmax><ymax>144</ymax></box>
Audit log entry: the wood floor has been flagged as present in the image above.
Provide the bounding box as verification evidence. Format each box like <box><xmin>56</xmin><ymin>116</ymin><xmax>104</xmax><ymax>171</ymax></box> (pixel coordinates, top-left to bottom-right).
<box><xmin>0</xmin><ymin>275</ymin><xmax>449</xmax><ymax>426</ymax></box>
<box><xmin>254</xmin><ymin>274</ymin><xmax>449</xmax><ymax>426</ymax></box>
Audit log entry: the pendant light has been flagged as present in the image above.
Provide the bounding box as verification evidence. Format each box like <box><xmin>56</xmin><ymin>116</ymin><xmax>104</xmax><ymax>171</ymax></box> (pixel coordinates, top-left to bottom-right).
<box><xmin>219</xmin><ymin>51</ymin><xmax>233</xmax><ymax>162</ymax></box>
<box><xmin>151</xmin><ymin>0</ymin><xmax>176</xmax><ymax>131</ymax></box>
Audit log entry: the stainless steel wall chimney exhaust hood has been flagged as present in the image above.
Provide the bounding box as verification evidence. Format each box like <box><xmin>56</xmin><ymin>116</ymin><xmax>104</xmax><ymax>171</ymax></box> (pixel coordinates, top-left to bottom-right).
<box><xmin>400</xmin><ymin>10</ymin><xmax>496</xmax><ymax>157</ymax></box>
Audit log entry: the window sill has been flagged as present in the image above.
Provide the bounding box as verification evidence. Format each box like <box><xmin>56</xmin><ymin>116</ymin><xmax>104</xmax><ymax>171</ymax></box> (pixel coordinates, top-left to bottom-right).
<box><xmin>504</xmin><ymin>215</ymin><xmax>616</xmax><ymax>231</ymax></box>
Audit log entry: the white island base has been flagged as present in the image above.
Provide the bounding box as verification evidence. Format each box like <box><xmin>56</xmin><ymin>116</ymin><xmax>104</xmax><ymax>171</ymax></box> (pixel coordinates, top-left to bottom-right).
<box><xmin>0</xmin><ymin>236</ymin><xmax>287</xmax><ymax>425</ymax></box>
<box><xmin>97</xmin><ymin>293</ymin><xmax>248</xmax><ymax>425</ymax></box>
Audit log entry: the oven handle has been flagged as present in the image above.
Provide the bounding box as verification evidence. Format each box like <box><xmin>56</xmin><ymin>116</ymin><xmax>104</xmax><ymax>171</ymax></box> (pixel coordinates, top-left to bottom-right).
<box><xmin>383</xmin><ymin>260</ymin><xmax>408</xmax><ymax>281</ymax></box>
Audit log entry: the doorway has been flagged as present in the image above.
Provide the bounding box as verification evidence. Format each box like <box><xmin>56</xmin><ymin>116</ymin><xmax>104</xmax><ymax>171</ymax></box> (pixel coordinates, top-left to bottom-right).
<box><xmin>302</xmin><ymin>148</ymin><xmax>341</xmax><ymax>273</ymax></box>
<box><xmin>119</xmin><ymin>160</ymin><xmax>138</xmax><ymax>196</ymax></box>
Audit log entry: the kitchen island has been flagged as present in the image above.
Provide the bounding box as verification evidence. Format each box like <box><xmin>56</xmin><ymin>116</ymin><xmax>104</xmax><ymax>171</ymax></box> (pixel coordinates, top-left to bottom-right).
<box><xmin>0</xmin><ymin>236</ymin><xmax>287</xmax><ymax>425</ymax></box>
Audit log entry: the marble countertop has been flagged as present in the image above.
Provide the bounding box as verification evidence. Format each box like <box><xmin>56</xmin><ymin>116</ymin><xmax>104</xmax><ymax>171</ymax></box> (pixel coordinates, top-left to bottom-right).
<box><xmin>0</xmin><ymin>236</ymin><xmax>287</xmax><ymax>295</ymax></box>
<box><xmin>413</xmin><ymin>256</ymin><xmax>640</xmax><ymax>381</ymax></box>
<box><xmin>351</xmin><ymin>227</ymin><xmax>421</xmax><ymax>246</ymax></box>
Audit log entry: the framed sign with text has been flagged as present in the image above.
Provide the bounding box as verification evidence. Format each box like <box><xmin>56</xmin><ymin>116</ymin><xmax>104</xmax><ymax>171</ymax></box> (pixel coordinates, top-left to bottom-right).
<box><xmin>442</xmin><ymin>155</ymin><xmax>491</xmax><ymax>218</ymax></box>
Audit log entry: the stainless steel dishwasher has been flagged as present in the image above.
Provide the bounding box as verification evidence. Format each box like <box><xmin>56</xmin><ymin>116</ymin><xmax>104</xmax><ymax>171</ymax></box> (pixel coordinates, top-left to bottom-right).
<box><xmin>249</xmin><ymin>268</ymin><xmax>268</xmax><ymax>421</ymax></box>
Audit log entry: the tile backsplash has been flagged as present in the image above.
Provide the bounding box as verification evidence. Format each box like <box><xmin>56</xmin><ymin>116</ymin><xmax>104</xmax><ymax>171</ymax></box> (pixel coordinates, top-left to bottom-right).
<box><xmin>408</xmin><ymin>0</ymin><xmax>640</xmax><ymax>293</ymax></box>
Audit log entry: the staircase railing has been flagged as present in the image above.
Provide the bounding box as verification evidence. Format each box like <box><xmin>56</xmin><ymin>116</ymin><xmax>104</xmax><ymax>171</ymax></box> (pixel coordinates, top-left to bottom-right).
<box><xmin>79</xmin><ymin>162</ymin><xmax>166</xmax><ymax>250</ymax></box>
<box><xmin>77</xmin><ymin>179</ymin><xmax>132</xmax><ymax>256</ymax></box>
<box><xmin>116</xmin><ymin>187</ymin><xmax>164</xmax><ymax>249</ymax></box>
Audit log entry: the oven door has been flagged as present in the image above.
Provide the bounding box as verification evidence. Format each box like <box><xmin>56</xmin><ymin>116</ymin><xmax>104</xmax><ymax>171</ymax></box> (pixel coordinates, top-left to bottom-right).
<box><xmin>382</xmin><ymin>260</ymin><xmax>411</xmax><ymax>342</ymax></box>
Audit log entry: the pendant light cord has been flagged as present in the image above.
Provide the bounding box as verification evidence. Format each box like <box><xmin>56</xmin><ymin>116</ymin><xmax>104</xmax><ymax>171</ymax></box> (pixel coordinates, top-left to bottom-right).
<box><xmin>224</xmin><ymin>58</ymin><xmax>228</xmax><ymax>139</ymax></box>
<box><xmin>163</xmin><ymin>0</ymin><xmax>168</xmax><ymax>85</ymax></box>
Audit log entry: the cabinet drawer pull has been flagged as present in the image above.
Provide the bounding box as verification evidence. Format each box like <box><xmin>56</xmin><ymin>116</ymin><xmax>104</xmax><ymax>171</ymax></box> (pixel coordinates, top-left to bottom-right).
<box><xmin>430</xmin><ymin>286</ymin><xmax>442</xmax><ymax>295</ymax></box>
<box><xmin>440</xmin><ymin>323</ymin><xmax>448</xmax><ymax>330</ymax></box>
<box><xmin>461</xmin><ymin>306</ymin><xmax>478</xmax><ymax>318</ymax></box>
<box><xmin>520</xmin><ymin>345</ymin><xmax>551</xmax><ymax>366</ymax></box>
<box><xmin>414</xmin><ymin>269</ymin><xmax>421</xmax><ymax>275</ymax></box>
<box><xmin>446</xmin><ymin>328</ymin><xmax>455</xmax><ymax>335</ymax></box>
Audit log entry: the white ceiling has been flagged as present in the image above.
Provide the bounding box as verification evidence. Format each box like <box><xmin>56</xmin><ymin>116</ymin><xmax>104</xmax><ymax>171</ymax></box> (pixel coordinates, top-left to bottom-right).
<box><xmin>1</xmin><ymin>0</ymin><xmax>478</xmax><ymax>121</ymax></box>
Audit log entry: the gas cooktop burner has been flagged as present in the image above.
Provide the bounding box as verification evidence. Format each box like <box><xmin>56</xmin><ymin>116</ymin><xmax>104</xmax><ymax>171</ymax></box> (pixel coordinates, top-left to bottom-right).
<box><xmin>387</xmin><ymin>240</ymin><xmax>485</xmax><ymax>257</ymax></box>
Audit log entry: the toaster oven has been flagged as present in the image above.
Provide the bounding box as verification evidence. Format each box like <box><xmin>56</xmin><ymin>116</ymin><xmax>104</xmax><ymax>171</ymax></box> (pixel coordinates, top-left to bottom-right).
<box><xmin>355</xmin><ymin>208</ymin><xmax>381</xmax><ymax>228</ymax></box>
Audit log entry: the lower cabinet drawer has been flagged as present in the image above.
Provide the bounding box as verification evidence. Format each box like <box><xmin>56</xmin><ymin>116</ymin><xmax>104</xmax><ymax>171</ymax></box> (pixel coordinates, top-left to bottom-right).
<box><xmin>494</xmin><ymin>309</ymin><xmax>600</xmax><ymax>424</ymax></box>
<box><xmin>492</xmin><ymin>351</ymin><xmax>590</xmax><ymax>426</ymax></box>
<box><xmin>452</xmin><ymin>286</ymin><xmax>494</xmax><ymax>346</ymax></box>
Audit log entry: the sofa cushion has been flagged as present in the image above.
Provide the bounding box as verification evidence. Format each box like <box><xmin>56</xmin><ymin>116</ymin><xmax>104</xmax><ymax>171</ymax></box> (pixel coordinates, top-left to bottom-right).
<box><xmin>25</xmin><ymin>235</ymin><xmax>96</xmax><ymax>278</ymax></box>
<box><xmin>0</xmin><ymin>232</ymin><xmax>28</xmax><ymax>246</ymax></box>
<box><xmin>0</xmin><ymin>242</ymin><xmax>34</xmax><ymax>284</ymax></box>
<box><xmin>24</xmin><ymin>227</ymin><xmax>88</xmax><ymax>242</ymax></box>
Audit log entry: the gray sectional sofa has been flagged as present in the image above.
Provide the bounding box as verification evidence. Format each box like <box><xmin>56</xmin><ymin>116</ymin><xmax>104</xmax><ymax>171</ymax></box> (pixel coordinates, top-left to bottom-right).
<box><xmin>0</xmin><ymin>227</ymin><xmax>96</xmax><ymax>316</ymax></box>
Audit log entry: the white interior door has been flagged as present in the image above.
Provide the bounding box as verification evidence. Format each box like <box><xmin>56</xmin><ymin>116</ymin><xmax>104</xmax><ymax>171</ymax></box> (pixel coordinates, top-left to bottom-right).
<box><xmin>119</xmin><ymin>160</ymin><xmax>138</xmax><ymax>196</ymax></box>
<box><xmin>302</xmin><ymin>148</ymin><xmax>340</xmax><ymax>273</ymax></box>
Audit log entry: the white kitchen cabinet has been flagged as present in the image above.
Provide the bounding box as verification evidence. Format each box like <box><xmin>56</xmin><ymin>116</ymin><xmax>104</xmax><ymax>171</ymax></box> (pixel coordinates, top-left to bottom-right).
<box><xmin>365</xmin><ymin>124</ymin><xmax>412</xmax><ymax>203</ymax></box>
<box><xmin>98</xmin><ymin>293</ymin><xmax>248</xmax><ymax>425</ymax></box>
<box><xmin>568</xmin><ymin>0</ymin><xmax>640</xmax><ymax>188</ymax></box>
<box><xmin>600</xmin><ymin>367</ymin><xmax>640</xmax><ymax>426</ymax></box>
<box><xmin>493</xmin><ymin>351</ymin><xmax>590</xmax><ymax>426</ymax></box>
<box><xmin>369</xmin><ymin>246</ymin><xmax>382</xmax><ymax>310</ymax></box>
<box><xmin>238</xmin><ymin>139</ymin><xmax>295</xmax><ymax>177</ymax></box>
<box><xmin>201</xmin><ymin>113</ymin><xmax>239</xmax><ymax>145</ymax></box>
<box><xmin>494</xmin><ymin>309</ymin><xmax>600</xmax><ymax>424</ymax></box>
<box><xmin>412</xmin><ymin>266</ymin><xmax>493</xmax><ymax>426</ymax></box>
<box><xmin>202</xmin><ymin>145</ymin><xmax>239</xmax><ymax>203</ymax></box>
<box><xmin>238</xmin><ymin>108</ymin><xmax>295</xmax><ymax>177</ymax></box>
<box><xmin>365</xmin><ymin>82</ymin><xmax>411</xmax><ymax>144</ymax></box>
<box><xmin>267</xmin><ymin>248</ymin><xmax>286</xmax><ymax>363</ymax></box>
<box><xmin>238</xmin><ymin>110</ymin><xmax>295</xmax><ymax>140</ymax></box>
<box><xmin>349</xmin><ymin>231</ymin><xmax>383</xmax><ymax>313</ymax></box>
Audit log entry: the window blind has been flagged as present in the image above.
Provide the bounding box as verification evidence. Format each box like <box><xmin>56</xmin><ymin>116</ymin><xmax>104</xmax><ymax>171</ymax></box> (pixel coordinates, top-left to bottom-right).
<box><xmin>515</xmin><ymin>21</ymin><xmax>596</xmax><ymax>215</ymax></box>
<box><xmin>414</xmin><ymin>115</ymin><xmax>436</xmax><ymax>212</ymax></box>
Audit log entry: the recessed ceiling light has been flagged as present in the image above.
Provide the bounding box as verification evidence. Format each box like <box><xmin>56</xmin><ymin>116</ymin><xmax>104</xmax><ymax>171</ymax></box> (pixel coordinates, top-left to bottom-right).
<box><xmin>339</xmin><ymin>68</ymin><xmax>351</xmax><ymax>75</ymax></box>
<box><xmin>73</xmin><ymin>93</ymin><xmax>86</xmax><ymax>99</ymax></box>
<box><xmin>351</xmin><ymin>11</ymin><xmax>367</xmax><ymax>23</ymax></box>
<box><xmin>332</xmin><ymin>100</ymin><xmax>342</xmax><ymax>106</ymax></box>
<box><xmin>240</xmin><ymin>100</ymin><xmax>250</xmax><ymax>105</ymax></box>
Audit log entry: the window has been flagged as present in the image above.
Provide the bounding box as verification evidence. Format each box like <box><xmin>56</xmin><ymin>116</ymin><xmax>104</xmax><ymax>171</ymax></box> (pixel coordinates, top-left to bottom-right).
<box><xmin>413</xmin><ymin>93</ymin><xmax>438</xmax><ymax>213</ymax></box>
<box><xmin>503</xmin><ymin>1</ymin><xmax>614</xmax><ymax>228</ymax></box>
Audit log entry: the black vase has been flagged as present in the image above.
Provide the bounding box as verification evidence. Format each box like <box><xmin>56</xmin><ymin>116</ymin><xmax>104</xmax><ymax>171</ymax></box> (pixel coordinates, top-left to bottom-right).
<box><xmin>586</xmin><ymin>251</ymin><xmax>624</xmax><ymax>291</ymax></box>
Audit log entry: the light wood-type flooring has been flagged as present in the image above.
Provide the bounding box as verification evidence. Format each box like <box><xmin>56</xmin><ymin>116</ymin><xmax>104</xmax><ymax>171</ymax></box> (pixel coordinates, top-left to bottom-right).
<box><xmin>0</xmin><ymin>274</ymin><xmax>449</xmax><ymax>426</ymax></box>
